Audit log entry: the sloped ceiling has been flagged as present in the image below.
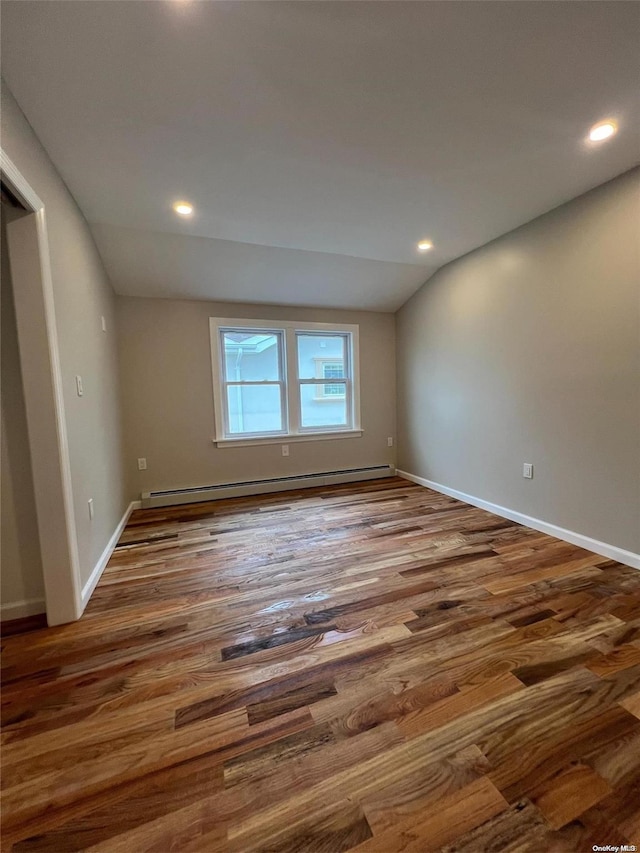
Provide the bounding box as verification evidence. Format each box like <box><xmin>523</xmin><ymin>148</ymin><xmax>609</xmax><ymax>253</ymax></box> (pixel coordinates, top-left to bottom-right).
<box><xmin>2</xmin><ymin>1</ymin><xmax>639</xmax><ymax>311</ymax></box>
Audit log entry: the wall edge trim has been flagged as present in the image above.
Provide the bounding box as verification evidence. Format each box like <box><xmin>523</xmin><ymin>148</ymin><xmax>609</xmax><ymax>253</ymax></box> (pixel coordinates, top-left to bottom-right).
<box><xmin>80</xmin><ymin>501</ymin><xmax>141</xmax><ymax>609</ymax></box>
<box><xmin>0</xmin><ymin>598</ymin><xmax>47</xmax><ymax>621</ymax></box>
<box><xmin>397</xmin><ymin>470</ymin><xmax>640</xmax><ymax>570</ymax></box>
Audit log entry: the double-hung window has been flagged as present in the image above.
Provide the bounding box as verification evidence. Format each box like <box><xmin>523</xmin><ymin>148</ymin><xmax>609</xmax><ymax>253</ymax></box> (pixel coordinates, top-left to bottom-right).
<box><xmin>210</xmin><ymin>318</ymin><xmax>361</xmax><ymax>445</ymax></box>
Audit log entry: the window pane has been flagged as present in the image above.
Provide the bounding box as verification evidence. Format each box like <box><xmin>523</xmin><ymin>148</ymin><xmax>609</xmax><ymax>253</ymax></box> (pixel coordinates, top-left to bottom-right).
<box><xmin>222</xmin><ymin>331</ymin><xmax>281</xmax><ymax>381</ymax></box>
<box><xmin>226</xmin><ymin>384</ymin><xmax>283</xmax><ymax>434</ymax></box>
<box><xmin>300</xmin><ymin>383</ymin><xmax>347</xmax><ymax>429</ymax></box>
<box><xmin>297</xmin><ymin>333</ymin><xmax>346</xmax><ymax>379</ymax></box>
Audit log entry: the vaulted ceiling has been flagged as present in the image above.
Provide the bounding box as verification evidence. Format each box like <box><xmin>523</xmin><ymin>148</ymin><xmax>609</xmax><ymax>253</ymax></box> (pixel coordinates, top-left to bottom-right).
<box><xmin>2</xmin><ymin>1</ymin><xmax>638</xmax><ymax>311</ymax></box>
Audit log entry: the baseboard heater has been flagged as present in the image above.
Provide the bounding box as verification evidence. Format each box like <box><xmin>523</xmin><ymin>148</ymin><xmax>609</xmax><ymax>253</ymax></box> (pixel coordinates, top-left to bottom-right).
<box><xmin>141</xmin><ymin>465</ymin><xmax>396</xmax><ymax>509</ymax></box>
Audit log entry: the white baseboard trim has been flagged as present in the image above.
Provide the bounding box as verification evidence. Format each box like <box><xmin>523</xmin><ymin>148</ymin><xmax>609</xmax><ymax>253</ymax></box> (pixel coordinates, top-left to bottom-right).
<box><xmin>80</xmin><ymin>501</ymin><xmax>141</xmax><ymax>609</ymax></box>
<box><xmin>0</xmin><ymin>597</ymin><xmax>46</xmax><ymax>622</ymax></box>
<box><xmin>397</xmin><ymin>470</ymin><xmax>640</xmax><ymax>571</ymax></box>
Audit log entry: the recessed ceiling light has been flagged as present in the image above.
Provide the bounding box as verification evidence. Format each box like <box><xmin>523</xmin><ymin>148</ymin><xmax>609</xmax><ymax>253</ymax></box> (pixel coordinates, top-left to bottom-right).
<box><xmin>173</xmin><ymin>201</ymin><xmax>194</xmax><ymax>216</ymax></box>
<box><xmin>588</xmin><ymin>120</ymin><xmax>618</xmax><ymax>143</ymax></box>
<box><xmin>417</xmin><ymin>240</ymin><xmax>433</xmax><ymax>252</ymax></box>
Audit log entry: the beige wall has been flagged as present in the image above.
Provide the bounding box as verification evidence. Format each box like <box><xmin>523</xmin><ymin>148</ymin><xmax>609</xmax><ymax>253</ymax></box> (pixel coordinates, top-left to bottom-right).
<box><xmin>1</xmin><ymin>203</ymin><xmax>45</xmax><ymax>615</ymax></box>
<box><xmin>1</xmin><ymin>83</ymin><xmax>127</xmax><ymax>591</ymax></box>
<box><xmin>397</xmin><ymin>168</ymin><xmax>640</xmax><ymax>555</ymax></box>
<box><xmin>117</xmin><ymin>297</ymin><xmax>396</xmax><ymax>497</ymax></box>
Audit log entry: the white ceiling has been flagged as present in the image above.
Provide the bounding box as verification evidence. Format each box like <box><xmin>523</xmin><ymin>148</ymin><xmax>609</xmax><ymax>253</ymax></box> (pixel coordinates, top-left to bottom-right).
<box><xmin>89</xmin><ymin>223</ymin><xmax>427</xmax><ymax>310</ymax></box>
<box><xmin>2</xmin><ymin>1</ymin><xmax>639</xmax><ymax>312</ymax></box>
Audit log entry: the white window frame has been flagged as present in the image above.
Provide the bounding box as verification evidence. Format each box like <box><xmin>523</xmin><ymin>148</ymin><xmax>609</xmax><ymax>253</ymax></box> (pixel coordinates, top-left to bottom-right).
<box><xmin>210</xmin><ymin>318</ymin><xmax>362</xmax><ymax>446</ymax></box>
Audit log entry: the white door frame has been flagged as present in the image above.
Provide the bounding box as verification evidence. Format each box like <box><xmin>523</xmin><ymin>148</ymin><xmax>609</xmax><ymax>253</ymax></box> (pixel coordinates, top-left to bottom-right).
<box><xmin>1</xmin><ymin>149</ymin><xmax>82</xmax><ymax>625</ymax></box>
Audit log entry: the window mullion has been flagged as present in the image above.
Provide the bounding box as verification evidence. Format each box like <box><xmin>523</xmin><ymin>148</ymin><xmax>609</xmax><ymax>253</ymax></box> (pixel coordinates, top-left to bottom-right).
<box><xmin>277</xmin><ymin>332</ymin><xmax>288</xmax><ymax>434</ymax></box>
<box><xmin>285</xmin><ymin>328</ymin><xmax>299</xmax><ymax>435</ymax></box>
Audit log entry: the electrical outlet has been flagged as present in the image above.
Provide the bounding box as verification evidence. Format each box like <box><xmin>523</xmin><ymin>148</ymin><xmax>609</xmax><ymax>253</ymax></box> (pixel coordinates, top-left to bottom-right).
<box><xmin>88</xmin><ymin>498</ymin><xmax>94</xmax><ymax>520</ymax></box>
<box><xmin>523</xmin><ymin>462</ymin><xmax>534</xmax><ymax>479</ymax></box>
<box><xmin>137</xmin><ymin>457</ymin><xmax>147</xmax><ymax>470</ymax></box>
<box><xmin>282</xmin><ymin>445</ymin><xmax>289</xmax><ymax>457</ymax></box>
<box><xmin>75</xmin><ymin>375</ymin><xmax>84</xmax><ymax>397</ymax></box>
<box><xmin>387</xmin><ymin>436</ymin><xmax>394</xmax><ymax>447</ymax></box>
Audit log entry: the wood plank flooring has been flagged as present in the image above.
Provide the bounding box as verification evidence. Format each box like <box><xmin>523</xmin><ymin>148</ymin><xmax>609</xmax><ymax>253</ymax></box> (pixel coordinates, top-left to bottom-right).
<box><xmin>1</xmin><ymin>477</ymin><xmax>639</xmax><ymax>852</ymax></box>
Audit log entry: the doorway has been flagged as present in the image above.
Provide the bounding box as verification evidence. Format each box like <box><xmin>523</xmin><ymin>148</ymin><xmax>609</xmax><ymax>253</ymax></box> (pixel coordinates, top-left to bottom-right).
<box><xmin>1</xmin><ymin>154</ymin><xmax>82</xmax><ymax>626</ymax></box>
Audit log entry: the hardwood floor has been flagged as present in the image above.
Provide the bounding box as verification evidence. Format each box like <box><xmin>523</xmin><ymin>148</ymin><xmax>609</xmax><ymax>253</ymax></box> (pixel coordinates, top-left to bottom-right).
<box><xmin>1</xmin><ymin>477</ymin><xmax>639</xmax><ymax>852</ymax></box>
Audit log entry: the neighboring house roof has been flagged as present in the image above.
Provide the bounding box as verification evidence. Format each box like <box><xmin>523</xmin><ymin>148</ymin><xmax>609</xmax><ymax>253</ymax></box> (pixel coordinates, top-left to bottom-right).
<box><xmin>223</xmin><ymin>334</ymin><xmax>277</xmax><ymax>353</ymax></box>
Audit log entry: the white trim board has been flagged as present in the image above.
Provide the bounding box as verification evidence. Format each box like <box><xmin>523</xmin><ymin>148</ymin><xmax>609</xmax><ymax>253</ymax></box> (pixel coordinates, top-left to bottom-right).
<box><xmin>80</xmin><ymin>501</ymin><xmax>141</xmax><ymax>608</ymax></box>
<box><xmin>1</xmin><ymin>150</ymin><xmax>44</xmax><ymax>210</ymax></box>
<box><xmin>2</xmin><ymin>148</ymin><xmax>82</xmax><ymax>625</ymax></box>
<box><xmin>0</xmin><ymin>598</ymin><xmax>47</xmax><ymax>622</ymax></box>
<box><xmin>397</xmin><ymin>470</ymin><xmax>640</xmax><ymax>570</ymax></box>
<box><xmin>214</xmin><ymin>429</ymin><xmax>363</xmax><ymax>448</ymax></box>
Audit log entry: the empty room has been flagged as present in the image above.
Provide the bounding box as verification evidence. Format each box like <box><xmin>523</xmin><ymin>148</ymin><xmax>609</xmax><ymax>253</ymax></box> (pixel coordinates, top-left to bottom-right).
<box><xmin>1</xmin><ymin>1</ymin><xmax>639</xmax><ymax>851</ymax></box>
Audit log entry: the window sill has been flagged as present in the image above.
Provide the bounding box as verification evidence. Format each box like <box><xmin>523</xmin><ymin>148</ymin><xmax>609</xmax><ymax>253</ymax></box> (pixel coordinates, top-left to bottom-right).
<box><xmin>212</xmin><ymin>429</ymin><xmax>363</xmax><ymax>448</ymax></box>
